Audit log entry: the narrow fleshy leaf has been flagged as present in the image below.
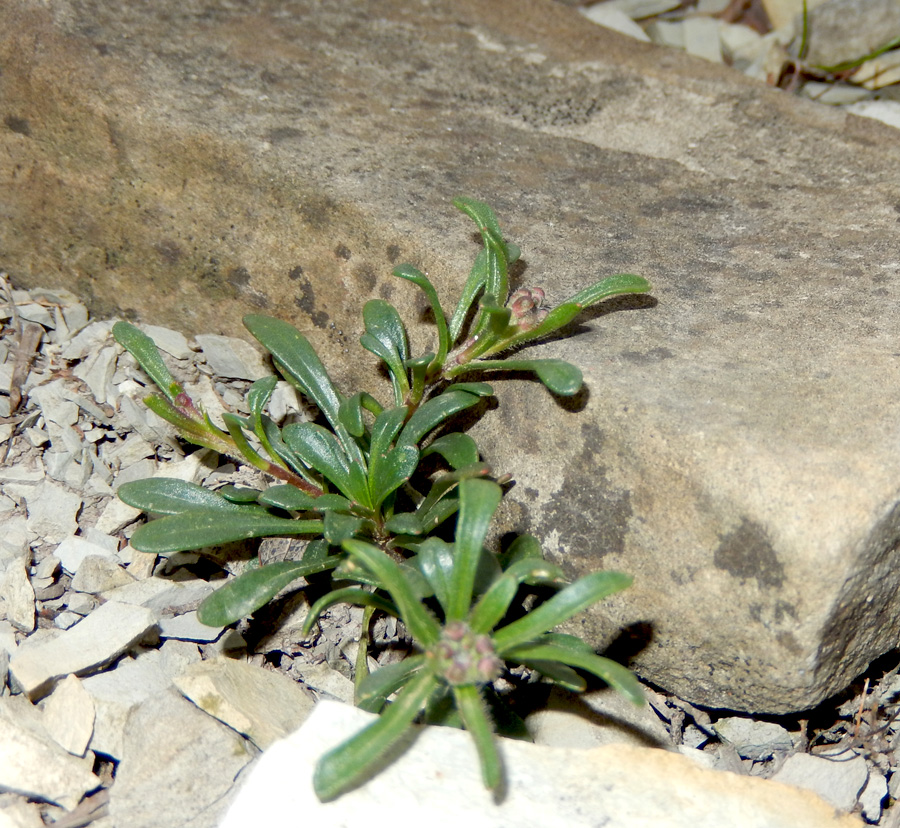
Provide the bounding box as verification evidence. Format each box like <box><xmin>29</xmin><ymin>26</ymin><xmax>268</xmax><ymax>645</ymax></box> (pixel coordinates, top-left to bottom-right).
<box><xmin>222</xmin><ymin>412</ymin><xmax>270</xmax><ymax>470</ymax></box>
<box><xmin>447</xmin><ymin>479</ymin><xmax>502</xmax><ymax>622</ymax></box>
<box><xmin>342</xmin><ymin>539</ymin><xmax>441</xmax><ymax>645</ymax></box>
<box><xmin>519</xmin><ymin>659</ymin><xmax>585</xmax><ymax>692</ymax></box>
<box><xmin>117</xmin><ymin>478</ymin><xmax>252</xmax><ymax>515</ymax></box>
<box><xmin>257</xmin><ymin>485</ymin><xmax>320</xmax><ymax>511</ymax></box>
<box><xmin>130</xmin><ymin>510</ymin><xmax>323</xmax><ymax>555</ymax></box>
<box><xmin>356</xmin><ymin>655</ymin><xmax>426</xmax><ymax>713</ymax></box>
<box><xmin>362</xmin><ymin>300</ymin><xmax>411</xmax><ymax>402</ymax></box>
<box><xmin>392</xmin><ymin>264</ymin><xmax>450</xmax><ymax>369</ymax></box>
<box><xmin>453</xmin><ymin>684</ymin><xmax>502</xmax><ymax>791</ymax></box>
<box><xmin>447</xmin><ymin>382</ymin><xmax>493</xmax><ymax>397</ymax></box>
<box><xmin>217</xmin><ymin>485</ymin><xmax>262</xmax><ymax>504</ymax></box>
<box><xmin>422</xmin><ymin>432</ymin><xmax>480</xmax><ymax>470</ymax></box>
<box><xmin>360</xmin><ymin>333</ymin><xmax>409</xmax><ymax>405</ymax></box>
<box><xmin>448</xmin><ymin>247</ymin><xmax>489</xmax><ymax>345</ymax></box>
<box><xmin>498</xmin><ymin>534</ymin><xmax>543</xmax><ymax>569</ymax></box>
<box><xmin>247</xmin><ymin>375</ymin><xmax>278</xmax><ymax>419</ymax></box>
<box><xmin>492</xmin><ymin>571</ymin><xmax>633</xmax><ymax>653</ymax></box>
<box><xmin>197</xmin><ymin>556</ymin><xmax>341</xmax><ymax>627</ymax></box>
<box><xmin>313</xmin><ymin>670</ymin><xmax>440</xmax><ymax>801</ymax></box>
<box><xmin>404</xmin><ymin>353</ymin><xmax>434</xmax><ymax>406</ymax></box>
<box><xmin>412</xmin><ymin>537</ymin><xmax>455</xmax><ymax>615</ymax></box>
<box><xmin>566</xmin><ymin>273</ymin><xmax>652</xmax><ymax>307</ymax></box>
<box><xmin>112</xmin><ymin>321</ymin><xmax>181</xmax><ymax>401</ymax></box>
<box><xmin>143</xmin><ymin>395</ymin><xmax>233</xmax><ymax>454</ymax></box>
<box><xmin>467</xmin><ymin>295</ymin><xmax>513</xmax><ymax>358</ymax></box>
<box><xmin>243</xmin><ymin>315</ymin><xmax>344</xmax><ymax>430</ymax></box>
<box><xmin>283</xmin><ymin>422</ymin><xmax>371</xmax><ymax>508</ymax></box>
<box><xmin>397</xmin><ymin>390</ymin><xmax>481</xmax><ymax>448</ymax></box>
<box><xmin>369</xmin><ymin>406</ymin><xmax>408</xmax><ymax>461</ymax></box>
<box><xmin>469</xmin><ymin>558</ymin><xmax>567</xmax><ymax>634</ymax></box>
<box><xmin>447</xmin><ymin>358</ymin><xmax>583</xmax><ymax>397</ymax></box>
<box><xmin>382</xmin><ymin>511</ymin><xmax>423</xmax><ymax>535</ymax></box>
<box><xmin>369</xmin><ymin>445</ymin><xmax>419</xmax><ymax>510</ymax></box>
<box><xmin>502</xmin><ymin>634</ymin><xmax>644</xmax><ymax>706</ymax></box>
<box><xmin>338</xmin><ymin>392</ymin><xmax>384</xmax><ymax>438</ymax></box>
<box><xmin>302</xmin><ymin>587</ymin><xmax>399</xmax><ymax>637</ymax></box>
<box><xmin>324</xmin><ymin>511</ymin><xmax>368</xmax><ymax>544</ymax></box>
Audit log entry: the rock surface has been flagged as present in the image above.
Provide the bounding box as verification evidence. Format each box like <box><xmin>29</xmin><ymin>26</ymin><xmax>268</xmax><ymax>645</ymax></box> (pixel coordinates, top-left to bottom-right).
<box><xmin>2</xmin><ymin>0</ymin><xmax>900</xmax><ymax>716</ymax></box>
<box><xmin>220</xmin><ymin>699</ymin><xmax>863</xmax><ymax>828</ymax></box>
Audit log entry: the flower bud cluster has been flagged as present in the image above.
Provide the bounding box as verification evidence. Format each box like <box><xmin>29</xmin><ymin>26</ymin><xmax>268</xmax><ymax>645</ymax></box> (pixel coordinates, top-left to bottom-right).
<box><xmin>429</xmin><ymin>621</ymin><xmax>502</xmax><ymax>686</ymax></box>
<box><xmin>507</xmin><ymin>287</ymin><xmax>549</xmax><ymax>332</ymax></box>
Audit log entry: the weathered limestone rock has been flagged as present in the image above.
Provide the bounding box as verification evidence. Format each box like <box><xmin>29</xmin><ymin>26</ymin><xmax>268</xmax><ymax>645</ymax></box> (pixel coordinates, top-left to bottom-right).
<box><xmin>4</xmin><ymin>0</ymin><xmax>900</xmax><ymax>712</ymax></box>
<box><xmin>220</xmin><ymin>700</ymin><xmax>863</xmax><ymax>828</ymax></box>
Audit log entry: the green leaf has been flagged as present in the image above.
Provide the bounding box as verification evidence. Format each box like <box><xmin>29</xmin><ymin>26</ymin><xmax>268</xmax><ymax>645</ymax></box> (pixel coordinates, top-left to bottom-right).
<box><xmin>370</xmin><ymin>445</ymin><xmax>419</xmax><ymax>511</ymax></box>
<box><xmin>469</xmin><ymin>558</ymin><xmax>566</xmax><ymax>634</ymax></box>
<box><xmin>130</xmin><ymin>509</ymin><xmax>323</xmax><ymax>555</ymax></box>
<box><xmin>498</xmin><ymin>534</ymin><xmax>543</xmax><ymax>569</ymax></box>
<box><xmin>217</xmin><ymin>485</ymin><xmax>263</xmax><ymax>504</ymax></box>
<box><xmin>519</xmin><ymin>660</ymin><xmax>586</xmax><ymax>692</ymax></box>
<box><xmin>342</xmin><ymin>539</ymin><xmax>441</xmax><ymax>645</ymax></box>
<box><xmin>283</xmin><ymin>422</ymin><xmax>371</xmax><ymax>508</ymax></box>
<box><xmin>302</xmin><ymin>587</ymin><xmax>399</xmax><ymax>638</ymax></box>
<box><xmin>197</xmin><ymin>556</ymin><xmax>342</xmax><ymax>627</ymax></box>
<box><xmin>142</xmin><ymin>395</ymin><xmax>234</xmax><ymax>454</ymax></box>
<box><xmin>492</xmin><ymin>571</ymin><xmax>633</xmax><ymax>653</ymax></box>
<box><xmin>448</xmin><ymin>247</ymin><xmax>489</xmax><ymax>346</ymax></box>
<box><xmin>393</xmin><ymin>265</ymin><xmax>450</xmax><ymax>370</ymax></box>
<box><xmin>448</xmin><ymin>358</ymin><xmax>583</xmax><ymax>396</ymax></box>
<box><xmin>117</xmin><ymin>478</ymin><xmax>252</xmax><ymax>515</ymax></box>
<box><xmin>422</xmin><ymin>432</ymin><xmax>480</xmax><ymax>470</ymax></box>
<box><xmin>338</xmin><ymin>392</ymin><xmax>384</xmax><ymax>438</ymax></box>
<box><xmin>257</xmin><ymin>484</ymin><xmax>320</xmax><ymax>511</ymax></box>
<box><xmin>566</xmin><ymin>273</ymin><xmax>652</xmax><ymax>307</ymax></box>
<box><xmin>447</xmin><ymin>382</ymin><xmax>493</xmax><ymax>397</ymax></box>
<box><xmin>243</xmin><ymin>315</ymin><xmax>345</xmax><ymax>431</ymax></box>
<box><xmin>324</xmin><ymin>510</ymin><xmax>368</xmax><ymax>544</ymax></box>
<box><xmin>382</xmin><ymin>512</ymin><xmax>425</xmax><ymax>536</ymax></box>
<box><xmin>362</xmin><ymin>300</ymin><xmax>411</xmax><ymax>403</ymax></box>
<box><xmin>356</xmin><ymin>655</ymin><xmax>426</xmax><ymax>713</ymax></box>
<box><xmin>112</xmin><ymin>321</ymin><xmax>181</xmax><ymax>402</ymax></box>
<box><xmin>247</xmin><ymin>375</ymin><xmax>278</xmax><ymax>419</ymax></box>
<box><xmin>314</xmin><ymin>670</ymin><xmax>440</xmax><ymax>801</ymax></box>
<box><xmin>453</xmin><ymin>683</ymin><xmax>502</xmax><ymax>791</ymax></box>
<box><xmin>413</xmin><ymin>537</ymin><xmax>455</xmax><ymax>615</ymax></box>
<box><xmin>502</xmin><ymin>634</ymin><xmax>644</xmax><ymax>706</ymax></box>
<box><xmin>397</xmin><ymin>390</ymin><xmax>481</xmax><ymax>448</ymax></box>
<box><xmin>467</xmin><ymin>294</ymin><xmax>514</xmax><ymax>358</ymax></box>
<box><xmin>447</xmin><ymin>479</ymin><xmax>502</xmax><ymax>622</ymax></box>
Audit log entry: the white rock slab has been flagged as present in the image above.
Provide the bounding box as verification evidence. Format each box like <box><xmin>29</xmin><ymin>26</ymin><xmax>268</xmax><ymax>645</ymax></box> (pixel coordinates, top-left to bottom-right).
<box><xmin>22</xmin><ymin>481</ymin><xmax>81</xmax><ymax>544</ymax></box>
<box><xmin>194</xmin><ymin>333</ymin><xmax>268</xmax><ymax>380</ymax></box>
<box><xmin>174</xmin><ymin>657</ymin><xmax>315</xmax><ymax>749</ymax></box>
<box><xmin>109</xmin><ymin>690</ymin><xmax>254</xmax><ymax>828</ymax></box>
<box><xmin>158</xmin><ymin>611</ymin><xmax>222</xmax><ymax>642</ymax></box>
<box><xmin>42</xmin><ymin>674</ymin><xmax>96</xmax><ymax>757</ymax></box>
<box><xmin>772</xmin><ymin>752</ymin><xmax>869</xmax><ymax>813</ymax></box>
<box><xmin>221</xmin><ymin>701</ymin><xmax>863</xmax><ymax>828</ymax></box>
<box><xmin>0</xmin><ymin>793</ymin><xmax>44</xmax><ymax>828</ymax></box>
<box><xmin>714</xmin><ymin>717</ymin><xmax>794</xmax><ymax>760</ymax></box>
<box><xmin>0</xmin><ymin>557</ymin><xmax>34</xmax><ymax>633</ymax></box>
<box><xmin>0</xmin><ymin>697</ymin><xmax>99</xmax><ymax>811</ymax></box>
<box><xmin>81</xmin><ymin>645</ymin><xmax>197</xmax><ymax>759</ymax></box>
<box><xmin>525</xmin><ymin>685</ymin><xmax>670</xmax><ymax>749</ymax></box>
<box><xmin>142</xmin><ymin>324</ymin><xmax>192</xmax><ymax>360</ymax></box>
<box><xmin>9</xmin><ymin>600</ymin><xmax>157</xmax><ymax>700</ymax></box>
<box><xmin>54</xmin><ymin>536</ymin><xmax>116</xmax><ymax>575</ymax></box>
<box><xmin>69</xmin><ymin>555</ymin><xmax>135</xmax><ymax>594</ymax></box>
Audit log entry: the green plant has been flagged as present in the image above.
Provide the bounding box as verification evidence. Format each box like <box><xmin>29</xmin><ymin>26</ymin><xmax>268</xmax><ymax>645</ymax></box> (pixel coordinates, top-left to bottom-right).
<box><xmin>303</xmin><ymin>477</ymin><xmax>643</xmax><ymax>800</ymax></box>
<box><xmin>112</xmin><ymin>197</ymin><xmax>650</xmax><ymax>628</ymax></box>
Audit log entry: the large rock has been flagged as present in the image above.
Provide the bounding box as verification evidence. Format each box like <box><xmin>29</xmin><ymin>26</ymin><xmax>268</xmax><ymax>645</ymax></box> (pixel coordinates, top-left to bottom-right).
<box><xmin>3</xmin><ymin>0</ymin><xmax>900</xmax><ymax>712</ymax></box>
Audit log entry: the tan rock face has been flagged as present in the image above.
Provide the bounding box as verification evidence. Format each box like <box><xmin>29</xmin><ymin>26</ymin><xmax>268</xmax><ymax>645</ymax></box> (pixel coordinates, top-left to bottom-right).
<box><xmin>4</xmin><ymin>0</ymin><xmax>900</xmax><ymax>712</ymax></box>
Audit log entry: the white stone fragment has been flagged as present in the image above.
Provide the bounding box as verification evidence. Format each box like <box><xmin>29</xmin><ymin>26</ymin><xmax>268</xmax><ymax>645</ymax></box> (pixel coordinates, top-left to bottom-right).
<box><xmin>174</xmin><ymin>657</ymin><xmax>315</xmax><ymax>749</ymax></box>
<box><xmin>579</xmin><ymin>4</ymin><xmax>650</xmax><ymax>40</ymax></box>
<box><xmin>158</xmin><ymin>611</ymin><xmax>223</xmax><ymax>643</ymax></box>
<box><xmin>60</xmin><ymin>320</ymin><xmax>114</xmax><ymax>362</ymax></box>
<box><xmin>54</xmin><ymin>536</ymin><xmax>117</xmax><ymax>575</ymax></box>
<box><xmin>0</xmin><ymin>697</ymin><xmax>99</xmax><ymax>811</ymax></box>
<box><xmin>42</xmin><ymin>674</ymin><xmax>95</xmax><ymax>757</ymax></box>
<box><xmin>0</xmin><ymin>621</ymin><xmax>18</xmax><ymax>656</ymax></box>
<box><xmin>0</xmin><ymin>464</ymin><xmax>44</xmax><ymax>485</ymax></box>
<box><xmin>682</xmin><ymin>16</ymin><xmax>722</xmax><ymax>63</ymax></box>
<box><xmin>526</xmin><ymin>686</ymin><xmax>670</xmax><ymax>750</ymax></box>
<box><xmin>94</xmin><ymin>496</ymin><xmax>142</xmax><ymax>535</ymax></box>
<box><xmin>645</xmin><ymin>19</ymin><xmax>684</xmax><ymax>49</ymax></box>
<box><xmin>109</xmin><ymin>690</ymin><xmax>253</xmax><ymax>828</ymax></box>
<box><xmin>195</xmin><ymin>333</ymin><xmax>268</xmax><ymax>380</ymax></box>
<box><xmin>73</xmin><ymin>346</ymin><xmax>118</xmax><ymax>406</ymax></box>
<box><xmin>772</xmin><ymin>751</ymin><xmax>868</xmax><ymax>812</ymax></box>
<box><xmin>845</xmin><ymin>100</ymin><xmax>900</xmax><ymax>131</ymax></box>
<box><xmin>859</xmin><ymin>767</ymin><xmax>887</xmax><ymax>822</ymax></box>
<box><xmin>142</xmin><ymin>325</ymin><xmax>193</xmax><ymax>360</ymax></box>
<box><xmin>221</xmin><ymin>701</ymin><xmax>862</xmax><ymax>828</ymax></box>
<box><xmin>713</xmin><ymin>717</ymin><xmax>794</xmax><ymax>760</ymax></box>
<box><xmin>590</xmin><ymin>0</ymin><xmax>681</xmax><ymax>18</ymax></box>
<box><xmin>65</xmin><ymin>593</ymin><xmax>95</xmax><ymax>615</ymax></box>
<box><xmin>290</xmin><ymin>662</ymin><xmax>355</xmax><ymax>704</ymax></box>
<box><xmin>9</xmin><ymin>600</ymin><xmax>157</xmax><ymax>700</ymax></box>
<box><xmin>0</xmin><ymin>793</ymin><xmax>45</xmax><ymax>828</ymax></box>
<box><xmin>22</xmin><ymin>481</ymin><xmax>82</xmax><ymax>544</ymax></box>
<box><xmin>0</xmin><ymin>557</ymin><xmax>35</xmax><ymax>633</ymax></box>
<box><xmin>70</xmin><ymin>555</ymin><xmax>135</xmax><ymax>594</ymax></box>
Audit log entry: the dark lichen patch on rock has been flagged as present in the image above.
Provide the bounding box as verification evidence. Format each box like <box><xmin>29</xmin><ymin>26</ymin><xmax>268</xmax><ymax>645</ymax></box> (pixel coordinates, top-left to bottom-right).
<box><xmin>713</xmin><ymin>518</ymin><xmax>784</xmax><ymax>590</ymax></box>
